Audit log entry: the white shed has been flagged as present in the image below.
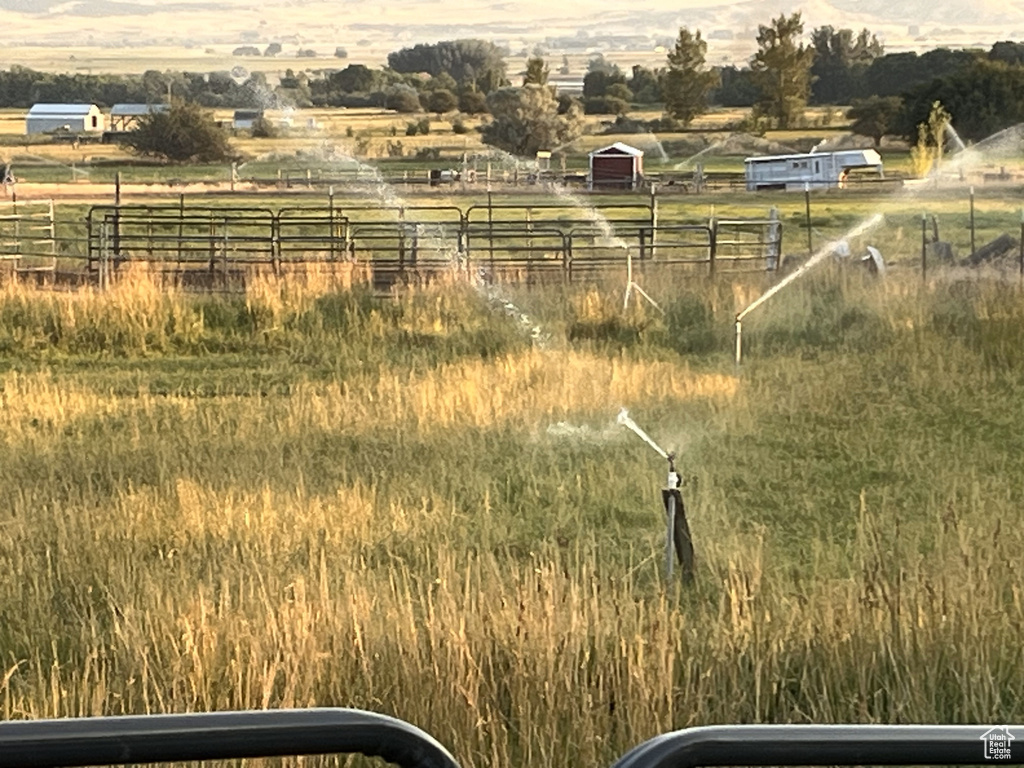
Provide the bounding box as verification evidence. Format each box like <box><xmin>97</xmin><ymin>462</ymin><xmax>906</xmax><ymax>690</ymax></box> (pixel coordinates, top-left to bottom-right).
<box><xmin>744</xmin><ymin>149</ymin><xmax>883</xmax><ymax>191</ymax></box>
<box><xmin>26</xmin><ymin>103</ymin><xmax>104</xmax><ymax>135</ymax></box>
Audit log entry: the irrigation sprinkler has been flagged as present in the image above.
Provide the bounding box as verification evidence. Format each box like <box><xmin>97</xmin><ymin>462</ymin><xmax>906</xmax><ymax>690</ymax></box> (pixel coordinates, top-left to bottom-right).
<box><xmin>617</xmin><ymin>409</ymin><xmax>695</xmax><ymax>583</ymax></box>
<box><xmin>622</xmin><ymin>245</ymin><xmax>663</xmax><ymax>313</ymax></box>
<box><xmin>734</xmin><ymin>213</ymin><xmax>884</xmax><ymax>365</ymax></box>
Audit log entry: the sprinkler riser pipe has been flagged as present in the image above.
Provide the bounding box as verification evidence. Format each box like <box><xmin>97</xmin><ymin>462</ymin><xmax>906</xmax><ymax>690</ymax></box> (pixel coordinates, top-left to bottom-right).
<box><xmin>735</xmin><ymin>319</ymin><xmax>743</xmax><ymax>366</ymax></box>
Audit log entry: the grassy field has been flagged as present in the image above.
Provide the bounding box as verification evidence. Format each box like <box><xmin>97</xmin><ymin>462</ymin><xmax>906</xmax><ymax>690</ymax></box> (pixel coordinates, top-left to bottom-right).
<box><xmin>1</xmin><ymin>263</ymin><xmax>1023</xmax><ymax>765</ymax></box>
<box><xmin>0</xmin><ymin>102</ymin><xmax>914</xmax><ymax>185</ymax></box>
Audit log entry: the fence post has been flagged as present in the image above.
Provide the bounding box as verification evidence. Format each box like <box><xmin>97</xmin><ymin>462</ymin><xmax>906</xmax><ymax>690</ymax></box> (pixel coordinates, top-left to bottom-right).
<box><xmin>271</xmin><ymin>214</ymin><xmax>281</xmax><ymax>275</ymax></box>
<box><xmin>487</xmin><ymin>192</ymin><xmax>494</xmax><ymax>263</ymax></box>
<box><xmin>328</xmin><ymin>186</ymin><xmax>335</xmax><ymax>262</ymax></box>
<box><xmin>1019</xmin><ymin>208</ymin><xmax>1023</xmax><ymax>286</ymax></box>
<box><xmin>208</xmin><ymin>213</ymin><xmax>216</xmax><ymax>275</ymax></box>
<box><xmin>98</xmin><ymin>215</ymin><xmax>108</xmax><ymax>290</ymax></box>
<box><xmin>766</xmin><ymin>206</ymin><xmax>781</xmax><ymax>271</ymax></box>
<box><xmin>649</xmin><ymin>183</ymin><xmax>658</xmax><ymax>259</ymax></box>
<box><xmin>85</xmin><ymin>210</ymin><xmax>94</xmax><ymax>276</ymax></box>
<box><xmin>398</xmin><ymin>206</ymin><xmax>406</xmax><ymax>272</ymax></box>
<box><xmin>113</xmin><ymin>171</ymin><xmax>121</xmax><ymax>265</ymax></box>
<box><xmin>177</xmin><ymin>194</ymin><xmax>185</xmax><ymax>272</ymax></box>
<box><xmin>222</xmin><ymin>220</ymin><xmax>230</xmax><ymax>285</ymax></box>
<box><xmin>921</xmin><ymin>213</ymin><xmax>928</xmax><ymax>283</ymax></box>
<box><xmin>708</xmin><ymin>217</ymin><xmax>717</xmax><ymax>276</ymax></box>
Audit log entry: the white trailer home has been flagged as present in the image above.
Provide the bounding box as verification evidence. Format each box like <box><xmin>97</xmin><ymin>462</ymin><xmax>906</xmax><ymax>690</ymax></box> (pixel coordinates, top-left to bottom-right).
<box><xmin>744</xmin><ymin>149</ymin><xmax>884</xmax><ymax>191</ymax></box>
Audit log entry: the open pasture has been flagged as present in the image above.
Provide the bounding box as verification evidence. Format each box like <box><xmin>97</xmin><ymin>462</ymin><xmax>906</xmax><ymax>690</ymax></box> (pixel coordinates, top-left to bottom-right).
<box><xmin>1</xmin><ymin>259</ymin><xmax>1023</xmax><ymax>766</ymax></box>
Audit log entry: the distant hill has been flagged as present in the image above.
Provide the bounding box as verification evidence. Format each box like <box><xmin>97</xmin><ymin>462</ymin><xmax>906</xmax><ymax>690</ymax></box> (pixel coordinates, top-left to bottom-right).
<box><xmin>2</xmin><ymin>0</ymin><xmax>1023</xmax><ymax>60</ymax></box>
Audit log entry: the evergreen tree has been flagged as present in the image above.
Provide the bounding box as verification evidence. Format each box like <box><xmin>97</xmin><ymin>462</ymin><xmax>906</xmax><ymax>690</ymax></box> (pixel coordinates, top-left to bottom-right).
<box><xmin>662</xmin><ymin>28</ymin><xmax>719</xmax><ymax>124</ymax></box>
<box><xmin>750</xmin><ymin>13</ymin><xmax>816</xmax><ymax>128</ymax></box>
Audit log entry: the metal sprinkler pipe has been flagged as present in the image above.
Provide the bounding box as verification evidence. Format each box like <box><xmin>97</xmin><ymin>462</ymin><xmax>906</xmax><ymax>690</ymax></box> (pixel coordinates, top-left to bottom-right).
<box><xmin>617</xmin><ymin>409</ymin><xmax>694</xmax><ymax>583</ymax></box>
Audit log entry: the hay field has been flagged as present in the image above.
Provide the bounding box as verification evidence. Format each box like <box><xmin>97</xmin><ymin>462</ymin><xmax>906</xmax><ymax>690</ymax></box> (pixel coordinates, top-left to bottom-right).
<box><xmin>1</xmin><ymin>267</ymin><xmax>1023</xmax><ymax>765</ymax></box>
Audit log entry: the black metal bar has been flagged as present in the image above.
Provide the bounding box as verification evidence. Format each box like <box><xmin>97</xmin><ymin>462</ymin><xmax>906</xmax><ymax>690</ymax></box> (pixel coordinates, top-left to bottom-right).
<box><xmin>0</xmin><ymin>708</ymin><xmax>460</xmax><ymax>768</ymax></box>
<box><xmin>611</xmin><ymin>724</ymin><xmax>1023</xmax><ymax>768</ymax></box>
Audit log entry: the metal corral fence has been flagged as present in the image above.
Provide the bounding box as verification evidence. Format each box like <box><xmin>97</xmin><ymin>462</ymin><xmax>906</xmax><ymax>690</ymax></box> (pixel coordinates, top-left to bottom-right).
<box><xmin>1</xmin><ymin>198</ymin><xmax>783</xmax><ymax>290</ymax></box>
<box><xmin>0</xmin><ymin>709</ymin><xmax>1019</xmax><ymax>768</ymax></box>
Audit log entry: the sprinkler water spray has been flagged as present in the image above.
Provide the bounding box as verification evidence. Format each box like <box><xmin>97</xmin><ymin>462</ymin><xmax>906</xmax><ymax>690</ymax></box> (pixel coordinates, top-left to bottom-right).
<box><xmin>617</xmin><ymin>409</ymin><xmax>695</xmax><ymax>582</ymax></box>
<box><xmin>734</xmin><ymin>213</ymin><xmax>885</xmax><ymax>365</ymax></box>
<box><xmin>617</xmin><ymin>408</ymin><xmax>669</xmax><ymax>459</ymax></box>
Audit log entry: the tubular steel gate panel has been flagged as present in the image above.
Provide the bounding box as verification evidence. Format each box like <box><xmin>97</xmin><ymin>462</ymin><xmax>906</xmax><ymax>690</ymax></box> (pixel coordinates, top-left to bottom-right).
<box><xmin>0</xmin><ymin>711</ymin><xmax>1019</xmax><ymax>768</ymax></box>
<box><xmin>81</xmin><ymin>202</ymin><xmax>783</xmax><ymax>287</ymax></box>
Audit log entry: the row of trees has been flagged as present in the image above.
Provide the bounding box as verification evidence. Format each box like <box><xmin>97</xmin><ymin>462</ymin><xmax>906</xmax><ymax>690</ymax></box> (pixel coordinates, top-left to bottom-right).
<box><xmin>655</xmin><ymin>15</ymin><xmax>1024</xmax><ymax>142</ymax></box>
<box><xmin>9</xmin><ymin>25</ymin><xmax>1024</xmax><ymax>161</ymax></box>
<box><xmin>0</xmin><ymin>66</ymin><xmax>272</xmax><ymax>109</ymax></box>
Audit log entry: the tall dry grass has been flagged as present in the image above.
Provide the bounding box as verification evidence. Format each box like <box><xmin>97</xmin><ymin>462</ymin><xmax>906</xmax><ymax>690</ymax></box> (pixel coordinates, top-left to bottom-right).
<box><xmin>1</xmin><ymin>269</ymin><xmax>1024</xmax><ymax>767</ymax></box>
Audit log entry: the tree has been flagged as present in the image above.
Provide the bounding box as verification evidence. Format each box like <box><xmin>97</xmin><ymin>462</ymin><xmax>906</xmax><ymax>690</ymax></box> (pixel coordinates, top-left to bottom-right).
<box><xmin>264</xmin><ymin>43</ymin><xmax>282</xmax><ymax>57</ymax></box>
<box><xmin>810</xmin><ymin>26</ymin><xmax>883</xmax><ymax>104</ymax></box>
<box><xmin>582</xmin><ymin>57</ymin><xmax>626</xmax><ymax>98</ymax></box>
<box><xmin>459</xmin><ymin>89</ymin><xmax>488</xmax><ymax>114</ymax></box>
<box><xmin>989</xmin><ymin>41</ymin><xmax>1024</xmax><ymax>65</ymax></box>
<box><xmin>662</xmin><ymin>27</ymin><xmax>719</xmax><ymax>125</ymax></box>
<box><xmin>384</xmin><ymin>84</ymin><xmax>422</xmax><ymax>113</ymax></box>
<box><xmin>908</xmin><ymin>100</ymin><xmax>951</xmax><ymax>177</ymax></box>
<box><xmin>862</xmin><ymin>49</ymin><xmax>975</xmax><ymax>99</ymax></box>
<box><xmin>710</xmin><ymin>65</ymin><xmax>758</xmax><ymax>106</ymax></box>
<box><xmin>584</xmin><ymin>96</ymin><xmax>629</xmax><ymax>115</ymax></box>
<box><xmin>428</xmin><ymin>88</ymin><xmax>458</xmax><ymax>114</ymax></box>
<box><xmin>124</xmin><ymin>101</ymin><xmax>232</xmax><ymax>163</ymax></box>
<box><xmin>846</xmin><ymin>95</ymin><xmax>902</xmax><ymax>146</ymax></box>
<box><xmin>523</xmin><ymin>57</ymin><xmax>549</xmax><ymax>86</ymax></box>
<box><xmin>329</xmin><ymin>64</ymin><xmax>380</xmax><ymax>94</ymax></box>
<box><xmin>628</xmin><ymin>65</ymin><xmax>662</xmax><ymax>103</ymax></box>
<box><xmin>750</xmin><ymin>13</ymin><xmax>816</xmax><ymax>128</ymax></box>
<box><xmin>387</xmin><ymin>40</ymin><xmax>507</xmax><ymax>93</ymax></box>
<box><xmin>901</xmin><ymin>59</ymin><xmax>1024</xmax><ymax>143</ymax></box>
<box><xmin>481</xmin><ymin>84</ymin><xmax>582</xmax><ymax>156</ymax></box>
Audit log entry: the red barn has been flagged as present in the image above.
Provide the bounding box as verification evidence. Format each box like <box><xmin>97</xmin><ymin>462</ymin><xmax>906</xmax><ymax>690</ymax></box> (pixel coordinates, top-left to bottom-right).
<box><xmin>588</xmin><ymin>142</ymin><xmax>644</xmax><ymax>190</ymax></box>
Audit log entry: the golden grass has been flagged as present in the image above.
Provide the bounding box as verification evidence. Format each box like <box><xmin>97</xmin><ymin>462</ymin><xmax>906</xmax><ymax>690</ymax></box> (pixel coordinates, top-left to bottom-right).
<box><xmin>1</xmin><ymin>272</ymin><xmax>1023</xmax><ymax>767</ymax></box>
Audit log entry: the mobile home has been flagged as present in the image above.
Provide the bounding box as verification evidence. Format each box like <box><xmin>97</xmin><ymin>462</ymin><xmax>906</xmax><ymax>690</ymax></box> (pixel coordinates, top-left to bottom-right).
<box><xmin>744</xmin><ymin>149</ymin><xmax>883</xmax><ymax>191</ymax></box>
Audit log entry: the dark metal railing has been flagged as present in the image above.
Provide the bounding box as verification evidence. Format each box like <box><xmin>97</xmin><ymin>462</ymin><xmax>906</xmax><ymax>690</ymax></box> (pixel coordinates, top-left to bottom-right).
<box><xmin>0</xmin><ymin>708</ymin><xmax>459</xmax><ymax>768</ymax></box>
<box><xmin>53</xmin><ymin>201</ymin><xmax>784</xmax><ymax>286</ymax></box>
<box><xmin>0</xmin><ymin>713</ymin><xmax>1020</xmax><ymax>768</ymax></box>
<box><xmin>611</xmin><ymin>724</ymin><xmax>1023</xmax><ymax>768</ymax></box>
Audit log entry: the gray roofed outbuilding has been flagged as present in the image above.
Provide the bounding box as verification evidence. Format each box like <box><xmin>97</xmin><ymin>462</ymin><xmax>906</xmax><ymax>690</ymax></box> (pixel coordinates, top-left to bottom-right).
<box><xmin>109</xmin><ymin>103</ymin><xmax>170</xmax><ymax>132</ymax></box>
<box><xmin>26</xmin><ymin>103</ymin><xmax>103</xmax><ymax>134</ymax></box>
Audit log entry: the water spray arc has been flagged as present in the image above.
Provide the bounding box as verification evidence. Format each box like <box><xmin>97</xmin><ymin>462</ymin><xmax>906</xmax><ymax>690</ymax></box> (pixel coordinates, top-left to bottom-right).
<box><xmin>733</xmin><ymin>213</ymin><xmax>885</xmax><ymax>365</ymax></box>
<box><xmin>617</xmin><ymin>409</ymin><xmax>695</xmax><ymax>582</ymax></box>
